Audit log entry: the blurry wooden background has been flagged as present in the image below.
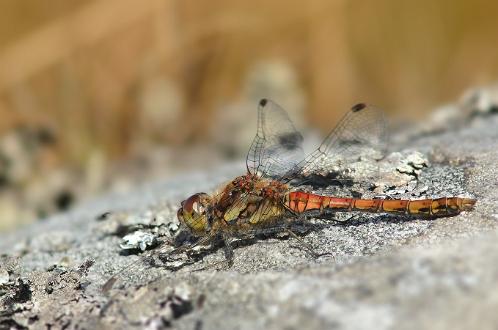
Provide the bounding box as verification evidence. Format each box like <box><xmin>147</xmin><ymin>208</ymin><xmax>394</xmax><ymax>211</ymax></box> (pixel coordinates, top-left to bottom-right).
<box><xmin>1</xmin><ymin>0</ymin><xmax>497</xmax><ymax>230</ymax></box>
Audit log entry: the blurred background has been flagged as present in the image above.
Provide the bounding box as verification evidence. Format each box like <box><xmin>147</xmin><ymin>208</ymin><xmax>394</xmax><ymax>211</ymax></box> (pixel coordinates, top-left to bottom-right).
<box><xmin>1</xmin><ymin>0</ymin><xmax>498</xmax><ymax>232</ymax></box>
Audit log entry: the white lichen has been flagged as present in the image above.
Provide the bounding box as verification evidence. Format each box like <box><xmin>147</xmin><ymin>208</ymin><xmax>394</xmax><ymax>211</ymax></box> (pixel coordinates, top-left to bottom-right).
<box><xmin>119</xmin><ymin>231</ymin><xmax>156</xmax><ymax>251</ymax></box>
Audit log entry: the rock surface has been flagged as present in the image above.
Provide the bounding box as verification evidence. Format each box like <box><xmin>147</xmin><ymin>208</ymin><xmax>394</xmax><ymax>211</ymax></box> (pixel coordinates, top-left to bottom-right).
<box><xmin>1</xmin><ymin>104</ymin><xmax>498</xmax><ymax>330</ymax></box>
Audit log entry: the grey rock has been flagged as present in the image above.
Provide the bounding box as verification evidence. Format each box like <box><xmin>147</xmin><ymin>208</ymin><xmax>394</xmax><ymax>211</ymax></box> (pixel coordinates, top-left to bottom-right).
<box><xmin>1</xmin><ymin>107</ymin><xmax>498</xmax><ymax>330</ymax></box>
<box><xmin>0</xmin><ymin>268</ymin><xmax>8</xmax><ymax>285</ymax></box>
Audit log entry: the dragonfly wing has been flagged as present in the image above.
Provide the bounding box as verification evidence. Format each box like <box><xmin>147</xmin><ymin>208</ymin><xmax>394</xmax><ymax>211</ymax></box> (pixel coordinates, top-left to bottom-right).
<box><xmin>246</xmin><ymin>99</ymin><xmax>305</xmax><ymax>178</ymax></box>
<box><xmin>286</xmin><ymin>103</ymin><xmax>388</xmax><ymax>183</ymax></box>
<box><xmin>102</xmin><ymin>235</ymin><xmax>213</xmax><ymax>292</ymax></box>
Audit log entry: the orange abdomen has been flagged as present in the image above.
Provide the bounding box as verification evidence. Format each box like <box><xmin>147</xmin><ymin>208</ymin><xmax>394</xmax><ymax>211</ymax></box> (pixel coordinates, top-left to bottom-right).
<box><xmin>284</xmin><ymin>192</ymin><xmax>476</xmax><ymax>217</ymax></box>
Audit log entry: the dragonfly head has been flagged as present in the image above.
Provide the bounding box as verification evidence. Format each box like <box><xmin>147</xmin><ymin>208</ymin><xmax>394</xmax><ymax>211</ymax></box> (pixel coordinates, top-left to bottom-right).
<box><xmin>177</xmin><ymin>193</ymin><xmax>212</xmax><ymax>235</ymax></box>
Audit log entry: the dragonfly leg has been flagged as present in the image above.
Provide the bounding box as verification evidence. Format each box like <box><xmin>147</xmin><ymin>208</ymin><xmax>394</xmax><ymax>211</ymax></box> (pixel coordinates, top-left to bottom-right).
<box><xmin>169</xmin><ymin>235</ymin><xmax>212</xmax><ymax>259</ymax></box>
<box><xmin>296</xmin><ymin>210</ymin><xmax>349</xmax><ymax>223</ymax></box>
<box><xmin>286</xmin><ymin>229</ymin><xmax>333</xmax><ymax>259</ymax></box>
<box><xmin>192</xmin><ymin>235</ymin><xmax>234</xmax><ymax>272</ymax></box>
<box><xmin>222</xmin><ymin>234</ymin><xmax>235</xmax><ymax>267</ymax></box>
<box><xmin>334</xmin><ymin>214</ymin><xmax>358</xmax><ymax>223</ymax></box>
<box><xmin>319</xmin><ymin>212</ymin><xmax>363</xmax><ymax>223</ymax></box>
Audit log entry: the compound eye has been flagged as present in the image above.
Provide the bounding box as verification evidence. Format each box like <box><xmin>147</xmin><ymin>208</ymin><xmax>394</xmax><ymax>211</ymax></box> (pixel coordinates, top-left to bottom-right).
<box><xmin>182</xmin><ymin>193</ymin><xmax>208</xmax><ymax>214</ymax></box>
<box><xmin>192</xmin><ymin>201</ymin><xmax>205</xmax><ymax>215</ymax></box>
<box><xmin>177</xmin><ymin>208</ymin><xmax>184</xmax><ymax>221</ymax></box>
<box><xmin>182</xmin><ymin>194</ymin><xmax>200</xmax><ymax>213</ymax></box>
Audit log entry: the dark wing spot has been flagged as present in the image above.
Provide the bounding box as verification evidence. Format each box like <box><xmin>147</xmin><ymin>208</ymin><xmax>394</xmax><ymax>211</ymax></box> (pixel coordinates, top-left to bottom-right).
<box><xmin>351</xmin><ymin>103</ymin><xmax>367</xmax><ymax>112</ymax></box>
<box><xmin>259</xmin><ymin>98</ymin><xmax>268</xmax><ymax>107</ymax></box>
<box><xmin>278</xmin><ymin>132</ymin><xmax>303</xmax><ymax>150</ymax></box>
<box><xmin>55</xmin><ymin>190</ymin><xmax>73</xmax><ymax>211</ymax></box>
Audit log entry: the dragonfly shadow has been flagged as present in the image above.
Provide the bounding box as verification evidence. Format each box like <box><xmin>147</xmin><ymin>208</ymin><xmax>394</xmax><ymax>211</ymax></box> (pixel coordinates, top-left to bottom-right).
<box><xmin>139</xmin><ymin>222</ymin><xmax>331</xmax><ymax>272</ymax></box>
<box><xmin>137</xmin><ymin>214</ymin><xmax>432</xmax><ymax>273</ymax></box>
<box><xmin>329</xmin><ymin>213</ymin><xmax>439</xmax><ymax>227</ymax></box>
<box><xmin>290</xmin><ymin>172</ymin><xmax>353</xmax><ymax>187</ymax></box>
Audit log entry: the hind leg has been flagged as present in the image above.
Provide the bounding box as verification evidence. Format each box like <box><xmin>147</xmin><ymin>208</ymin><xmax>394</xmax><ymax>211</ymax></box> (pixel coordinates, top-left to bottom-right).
<box><xmin>192</xmin><ymin>234</ymin><xmax>234</xmax><ymax>271</ymax></box>
<box><xmin>286</xmin><ymin>228</ymin><xmax>334</xmax><ymax>259</ymax></box>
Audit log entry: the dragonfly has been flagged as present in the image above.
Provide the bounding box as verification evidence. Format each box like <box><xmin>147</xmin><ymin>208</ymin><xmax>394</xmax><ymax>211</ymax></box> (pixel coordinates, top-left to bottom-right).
<box><xmin>103</xmin><ymin>99</ymin><xmax>476</xmax><ymax>291</ymax></box>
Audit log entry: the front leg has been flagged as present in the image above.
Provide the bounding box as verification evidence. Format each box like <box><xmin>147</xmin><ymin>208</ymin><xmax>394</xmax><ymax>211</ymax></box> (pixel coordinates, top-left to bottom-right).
<box><xmin>222</xmin><ymin>233</ymin><xmax>235</xmax><ymax>267</ymax></box>
<box><xmin>192</xmin><ymin>234</ymin><xmax>235</xmax><ymax>272</ymax></box>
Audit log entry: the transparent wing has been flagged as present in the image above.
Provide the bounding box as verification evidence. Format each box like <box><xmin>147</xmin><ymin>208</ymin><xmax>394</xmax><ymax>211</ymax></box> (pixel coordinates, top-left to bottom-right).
<box><xmin>102</xmin><ymin>235</ymin><xmax>212</xmax><ymax>292</ymax></box>
<box><xmin>284</xmin><ymin>103</ymin><xmax>388</xmax><ymax>183</ymax></box>
<box><xmin>246</xmin><ymin>99</ymin><xmax>305</xmax><ymax>178</ymax></box>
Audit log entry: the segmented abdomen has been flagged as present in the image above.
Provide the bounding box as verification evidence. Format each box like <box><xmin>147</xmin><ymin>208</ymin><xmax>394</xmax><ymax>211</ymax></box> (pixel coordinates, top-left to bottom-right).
<box><xmin>284</xmin><ymin>192</ymin><xmax>476</xmax><ymax>217</ymax></box>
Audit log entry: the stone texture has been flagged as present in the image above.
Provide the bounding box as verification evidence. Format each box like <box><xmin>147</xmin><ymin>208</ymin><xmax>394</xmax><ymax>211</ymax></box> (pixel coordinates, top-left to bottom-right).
<box><xmin>1</xmin><ymin>103</ymin><xmax>498</xmax><ymax>330</ymax></box>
